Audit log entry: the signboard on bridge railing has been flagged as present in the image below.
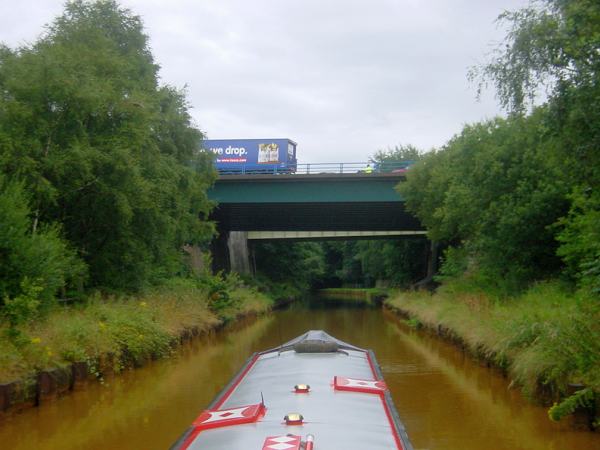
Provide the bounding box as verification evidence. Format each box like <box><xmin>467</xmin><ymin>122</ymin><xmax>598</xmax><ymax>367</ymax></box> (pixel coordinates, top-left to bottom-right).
<box><xmin>202</xmin><ymin>139</ymin><xmax>297</xmax><ymax>174</ymax></box>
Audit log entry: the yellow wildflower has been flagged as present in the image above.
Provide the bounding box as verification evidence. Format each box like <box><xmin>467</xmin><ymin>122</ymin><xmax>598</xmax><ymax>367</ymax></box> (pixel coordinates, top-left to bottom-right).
<box><xmin>31</xmin><ymin>337</ymin><xmax>42</xmax><ymax>344</ymax></box>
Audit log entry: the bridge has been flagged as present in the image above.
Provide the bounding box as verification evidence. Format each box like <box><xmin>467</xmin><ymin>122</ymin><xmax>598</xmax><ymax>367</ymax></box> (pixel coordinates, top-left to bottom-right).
<box><xmin>206</xmin><ymin>163</ymin><xmax>427</xmax><ymax>273</ymax></box>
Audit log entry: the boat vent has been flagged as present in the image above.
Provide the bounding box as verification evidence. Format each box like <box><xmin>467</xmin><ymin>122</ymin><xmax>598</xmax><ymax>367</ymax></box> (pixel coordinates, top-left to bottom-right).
<box><xmin>294</xmin><ymin>339</ymin><xmax>338</xmax><ymax>353</ymax></box>
<box><xmin>268</xmin><ymin>330</ymin><xmax>365</xmax><ymax>354</ymax></box>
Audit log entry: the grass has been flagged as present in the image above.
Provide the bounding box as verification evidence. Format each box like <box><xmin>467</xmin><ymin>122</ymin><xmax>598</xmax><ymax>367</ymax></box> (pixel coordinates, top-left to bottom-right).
<box><xmin>318</xmin><ymin>288</ymin><xmax>388</xmax><ymax>303</ymax></box>
<box><xmin>0</xmin><ymin>278</ymin><xmax>273</xmax><ymax>384</ymax></box>
<box><xmin>385</xmin><ymin>281</ymin><xmax>600</xmax><ymax>425</ymax></box>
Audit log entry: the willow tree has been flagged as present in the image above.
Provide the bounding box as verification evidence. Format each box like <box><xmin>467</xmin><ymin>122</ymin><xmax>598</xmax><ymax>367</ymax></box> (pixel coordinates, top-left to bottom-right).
<box><xmin>0</xmin><ymin>1</ymin><xmax>215</xmax><ymax>290</ymax></box>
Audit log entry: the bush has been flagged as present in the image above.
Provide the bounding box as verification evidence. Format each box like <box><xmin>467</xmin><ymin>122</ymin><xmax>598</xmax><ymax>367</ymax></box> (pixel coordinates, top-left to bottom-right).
<box><xmin>198</xmin><ymin>273</ymin><xmax>273</xmax><ymax>321</ymax></box>
<box><xmin>557</xmin><ymin>190</ymin><xmax>600</xmax><ymax>294</ymax></box>
<box><xmin>0</xmin><ymin>176</ymin><xmax>86</xmax><ymax>316</ymax></box>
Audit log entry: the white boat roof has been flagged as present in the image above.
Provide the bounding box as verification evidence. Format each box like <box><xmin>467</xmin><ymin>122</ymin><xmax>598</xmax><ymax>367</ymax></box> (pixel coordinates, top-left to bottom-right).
<box><xmin>172</xmin><ymin>331</ymin><xmax>412</xmax><ymax>450</ymax></box>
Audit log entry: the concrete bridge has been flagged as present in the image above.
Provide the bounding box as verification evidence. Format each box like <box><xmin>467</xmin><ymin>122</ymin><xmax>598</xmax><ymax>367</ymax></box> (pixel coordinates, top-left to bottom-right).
<box><xmin>207</xmin><ymin>170</ymin><xmax>427</xmax><ymax>273</ymax></box>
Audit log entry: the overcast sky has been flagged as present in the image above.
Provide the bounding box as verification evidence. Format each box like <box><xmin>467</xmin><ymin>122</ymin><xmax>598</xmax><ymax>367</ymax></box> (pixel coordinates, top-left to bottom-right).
<box><xmin>1</xmin><ymin>0</ymin><xmax>530</xmax><ymax>163</ymax></box>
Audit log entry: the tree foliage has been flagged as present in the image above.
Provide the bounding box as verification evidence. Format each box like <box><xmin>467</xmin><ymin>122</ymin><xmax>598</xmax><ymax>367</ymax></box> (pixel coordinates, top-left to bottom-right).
<box><xmin>556</xmin><ymin>190</ymin><xmax>600</xmax><ymax>293</ymax></box>
<box><xmin>470</xmin><ymin>0</ymin><xmax>600</xmax><ymax>114</ymax></box>
<box><xmin>0</xmin><ymin>176</ymin><xmax>85</xmax><ymax>310</ymax></box>
<box><xmin>355</xmin><ymin>239</ymin><xmax>428</xmax><ymax>287</ymax></box>
<box><xmin>475</xmin><ymin>0</ymin><xmax>600</xmax><ymax>292</ymax></box>
<box><xmin>372</xmin><ymin>144</ymin><xmax>421</xmax><ymax>163</ymax></box>
<box><xmin>315</xmin><ymin>240</ymin><xmax>427</xmax><ymax>288</ymax></box>
<box><xmin>399</xmin><ymin>112</ymin><xmax>570</xmax><ymax>292</ymax></box>
<box><xmin>0</xmin><ymin>1</ymin><xmax>215</xmax><ymax>291</ymax></box>
<box><xmin>397</xmin><ymin>0</ymin><xmax>600</xmax><ymax>294</ymax></box>
<box><xmin>253</xmin><ymin>241</ymin><xmax>325</xmax><ymax>291</ymax></box>
<box><xmin>470</xmin><ymin>0</ymin><xmax>600</xmax><ymax>204</ymax></box>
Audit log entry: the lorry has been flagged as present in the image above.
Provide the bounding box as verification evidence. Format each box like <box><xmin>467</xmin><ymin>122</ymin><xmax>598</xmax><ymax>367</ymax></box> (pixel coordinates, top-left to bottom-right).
<box><xmin>202</xmin><ymin>138</ymin><xmax>297</xmax><ymax>174</ymax></box>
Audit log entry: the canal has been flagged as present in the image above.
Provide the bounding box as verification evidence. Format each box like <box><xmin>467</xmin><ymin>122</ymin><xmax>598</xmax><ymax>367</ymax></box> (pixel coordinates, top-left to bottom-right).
<box><xmin>0</xmin><ymin>297</ymin><xmax>598</xmax><ymax>450</ymax></box>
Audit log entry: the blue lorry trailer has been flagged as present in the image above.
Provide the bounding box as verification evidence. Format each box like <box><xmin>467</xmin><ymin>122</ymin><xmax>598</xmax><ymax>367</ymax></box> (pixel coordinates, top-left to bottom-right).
<box><xmin>202</xmin><ymin>138</ymin><xmax>297</xmax><ymax>174</ymax></box>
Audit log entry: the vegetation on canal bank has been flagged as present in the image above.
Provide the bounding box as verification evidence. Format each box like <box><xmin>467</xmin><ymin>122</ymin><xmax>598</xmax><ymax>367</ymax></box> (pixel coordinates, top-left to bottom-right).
<box><xmin>0</xmin><ymin>1</ymin><xmax>217</xmax><ymax>301</ymax></box>
<box><xmin>385</xmin><ymin>281</ymin><xmax>600</xmax><ymax>428</ymax></box>
<box><xmin>377</xmin><ymin>1</ymin><xmax>600</xmax><ymax>428</ymax></box>
<box><xmin>0</xmin><ymin>2</ymin><xmax>282</xmax><ymax>403</ymax></box>
<box><xmin>1</xmin><ymin>0</ymin><xmax>598</xmax><ymax>431</ymax></box>
<box><xmin>0</xmin><ymin>276</ymin><xmax>273</xmax><ymax>386</ymax></box>
<box><xmin>317</xmin><ymin>288</ymin><xmax>388</xmax><ymax>303</ymax></box>
<box><xmin>398</xmin><ymin>0</ymin><xmax>600</xmax><ymax>298</ymax></box>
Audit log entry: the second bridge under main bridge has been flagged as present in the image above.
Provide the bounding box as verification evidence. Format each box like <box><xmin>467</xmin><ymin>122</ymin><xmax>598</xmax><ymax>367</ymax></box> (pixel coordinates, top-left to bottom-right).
<box><xmin>207</xmin><ymin>171</ymin><xmax>426</xmax><ymax>273</ymax></box>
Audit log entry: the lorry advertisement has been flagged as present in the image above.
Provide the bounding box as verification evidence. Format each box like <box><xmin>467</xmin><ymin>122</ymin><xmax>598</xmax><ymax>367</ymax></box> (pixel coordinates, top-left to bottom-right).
<box><xmin>203</xmin><ymin>139</ymin><xmax>297</xmax><ymax>173</ymax></box>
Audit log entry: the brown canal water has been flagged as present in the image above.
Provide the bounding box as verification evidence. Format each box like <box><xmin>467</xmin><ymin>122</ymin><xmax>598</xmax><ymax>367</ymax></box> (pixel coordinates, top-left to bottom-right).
<box><xmin>0</xmin><ymin>298</ymin><xmax>598</xmax><ymax>450</ymax></box>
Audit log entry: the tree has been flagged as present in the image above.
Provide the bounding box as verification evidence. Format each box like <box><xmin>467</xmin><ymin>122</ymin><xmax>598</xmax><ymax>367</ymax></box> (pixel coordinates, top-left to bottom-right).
<box><xmin>0</xmin><ymin>176</ymin><xmax>85</xmax><ymax>309</ymax></box>
<box><xmin>470</xmin><ymin>0</ymin><xmax>600</xmax><ymax>291</ymax></box>
<box><xmin>0</xmin><ymin>1</ymin><xmax>215</xmax><ymax>290</ymax></box>
<box><xmin>356</xmin><ymin>239</ymin><xmax>428</xmax><ymax>287</ymax></box>
<box><xmin>399</xmin><ymin>113</ymin><xmax>570</xmax><ymax>293</ymax></box>
<box><xmin>253</xmin><ymin>241</ymin><xmax>325</xmax><ymax>290</ymax></box>
<box><xmin>316</xmin><ymin>239</ymin><xmax>427</xmax><ymax>288</ymax></box>
<box><xmin>372</xmin><ymin>144</ymin><xmax>421</xmax><ymax>163</ymax></box>
<box><xmin>470</xmin><ymin>0</ymin><xmax>600</xmax><ymax>114</ymax></box>
<box><xmin>556</xmin><ymin>189</ymin><xmax>600</xmax><ymax>293</ymax></box>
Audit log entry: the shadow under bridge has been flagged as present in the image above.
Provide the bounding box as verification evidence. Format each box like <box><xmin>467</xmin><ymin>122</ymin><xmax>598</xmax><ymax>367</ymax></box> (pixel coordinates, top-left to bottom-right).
<box><xmin>206</xmin><ymin>172</ymin><xmax>426</xmax><ymax>273</ymax></box>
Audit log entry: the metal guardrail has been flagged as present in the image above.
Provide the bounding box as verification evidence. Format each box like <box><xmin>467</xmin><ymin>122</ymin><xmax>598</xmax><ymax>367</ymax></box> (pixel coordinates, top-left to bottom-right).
<box><xmin>217</xmin><ymin>161</ymin><xmax>415</xmax><ymax>175</ymax></box>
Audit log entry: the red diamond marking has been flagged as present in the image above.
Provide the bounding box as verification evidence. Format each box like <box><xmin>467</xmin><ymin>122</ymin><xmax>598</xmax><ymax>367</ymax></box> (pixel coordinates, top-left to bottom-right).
<box><xmin>262</xmin><ymin>435</ymin><xmax>301</xmax><ymax>450</ymax></box>
<box><xmin>220</xmin><ymin>412</ymin><xmax>234</xmax><ymax>418</ymax></box>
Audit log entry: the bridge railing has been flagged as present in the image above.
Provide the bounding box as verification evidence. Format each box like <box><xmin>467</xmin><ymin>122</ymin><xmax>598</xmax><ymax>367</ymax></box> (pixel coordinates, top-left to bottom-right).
<box><xmin>217</xmin><ymin>161</ymin><xmax>415</xmax><ymax>175</ymax></box>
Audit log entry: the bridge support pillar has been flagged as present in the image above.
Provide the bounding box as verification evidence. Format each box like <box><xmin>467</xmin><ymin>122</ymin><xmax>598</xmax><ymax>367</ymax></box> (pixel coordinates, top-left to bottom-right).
<box><xmin>211</xmin><ymin>231</ymin><xmax>253</xmax><ymax>275</ymax></box>
<box><xmin>414</xmin><ymin>240</ymin><xmax>440</xmax><ymax>290</ymax></box>
<box><xmin>228</xmin><ymin>231</ymin><xmax>252</xmax><ymax>274</ymax></box>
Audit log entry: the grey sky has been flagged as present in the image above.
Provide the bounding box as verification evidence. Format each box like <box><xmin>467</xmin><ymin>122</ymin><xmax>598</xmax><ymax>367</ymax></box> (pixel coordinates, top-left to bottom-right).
<box><xmin>1</xmin><ymin>0</ymin><xmax>529</xmax><ymax>163</ymax></box>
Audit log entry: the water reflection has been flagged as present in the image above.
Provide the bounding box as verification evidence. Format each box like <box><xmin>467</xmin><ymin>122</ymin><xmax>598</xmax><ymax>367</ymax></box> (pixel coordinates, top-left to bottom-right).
<box><xmin>0</xmin><ymin>297</ymin><xmax>597</xmax><ymax>450</ymax></box>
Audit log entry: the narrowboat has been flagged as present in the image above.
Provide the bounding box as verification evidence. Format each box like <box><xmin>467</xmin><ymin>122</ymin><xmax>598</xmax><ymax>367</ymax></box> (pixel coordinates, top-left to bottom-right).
<box><xmin>170</xmin><ymin>330</ymin><xmax>414</xmax><ymax>450</ymax></box>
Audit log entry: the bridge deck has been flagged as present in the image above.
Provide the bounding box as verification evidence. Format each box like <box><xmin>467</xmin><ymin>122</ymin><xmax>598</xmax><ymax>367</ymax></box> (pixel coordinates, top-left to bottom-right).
<box><xmin>216</xmin><ymin>172</ymin><xmax>405</xmax><ymax>182</ymax></box>
<box><xmin>210</xmin><ymin>173</ymin><xmax>406</xmax><ymax>204</ymax></box>
<box><xmin>208</xmin><ymin>171</ymin><xmax>422</xmax><ymax>233</ymax></box>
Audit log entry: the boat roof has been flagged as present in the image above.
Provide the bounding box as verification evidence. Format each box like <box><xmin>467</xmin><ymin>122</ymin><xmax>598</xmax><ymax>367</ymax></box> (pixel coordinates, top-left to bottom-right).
<box><xmin>172</xmin><ymin>330</ymin><xmax>413</xmax><ymax>450</ymax></box>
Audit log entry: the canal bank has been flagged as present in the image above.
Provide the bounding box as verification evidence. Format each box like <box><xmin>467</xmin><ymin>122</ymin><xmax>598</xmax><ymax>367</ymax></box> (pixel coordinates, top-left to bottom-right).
<box><xmin>0</xmin><ymin>277</ymin><xmax>279</xmax><ymax>415</ymax></box>
<box><xmin>317</xmin><ymin>287</ymin><xmax>388</xmax><ymax>304</ymax></box>
<box><xmin>384</xmin><ymin>284</ymin><xmax>600</xmax><ymax>430</ymax></box>
<box><xmin>0</xmin><ymin>296</ymin><xmax>598</xmax><ymax>450</ymax></box>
